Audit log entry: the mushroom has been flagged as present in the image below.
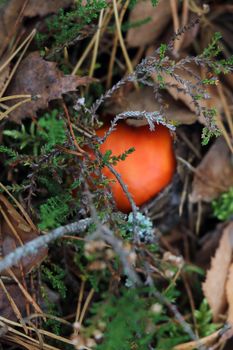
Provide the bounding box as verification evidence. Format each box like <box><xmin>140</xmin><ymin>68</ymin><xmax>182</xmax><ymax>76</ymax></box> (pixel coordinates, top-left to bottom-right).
<box><xmin>96</xmin><ymin>122</ymin><xmax>176</xmax><ymax>212</ymax></box>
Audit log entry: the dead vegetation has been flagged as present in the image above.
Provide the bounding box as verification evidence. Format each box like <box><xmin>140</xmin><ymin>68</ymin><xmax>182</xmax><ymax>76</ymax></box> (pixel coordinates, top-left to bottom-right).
<box><xmin>0</xmin><ymin>1</ymin><xmax>233</xmax><ymax>349</ymax></box>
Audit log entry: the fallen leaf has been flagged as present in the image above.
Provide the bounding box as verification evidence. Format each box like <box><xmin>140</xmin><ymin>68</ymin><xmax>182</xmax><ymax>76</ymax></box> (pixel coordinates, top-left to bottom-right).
<box><xmin>104</xmin><ymin>87</ymin><xmax>197</xmax><ymax>125</ymax></box>
<box><xmin>24</xmin><ymin>0</ymin><xmax>73</xmax><ymax>17</ymax></box>
<box><xmin>0</xmin><ymin>194</ymin><xmax>47</xmax><ymax>276</ymax></box>
<box><xmin>202</xmin><ymin>222</ymin><xmax>233</xmax><ymax>321</ymax></box>
<box><xmin>226</xmin><ymin>263</ymin><xmax>233</xmax><ymax>324</ymax></box>
<box><xmin>190</xmin><ymin>137</ymin><xmax>233</xmax><ymax>203</ymax></box>
<box><xmin>126</xmin><ymin>0</ymin><xmax>172</xmax><ymax>47</ymax></box>
<box><xmin>6</xmin><ymin>51</ymin><xmax>92</xmax><ymax>122</ymax></box>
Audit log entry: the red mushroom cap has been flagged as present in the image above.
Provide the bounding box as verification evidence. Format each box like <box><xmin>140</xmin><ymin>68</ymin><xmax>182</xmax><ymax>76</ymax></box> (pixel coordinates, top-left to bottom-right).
<box><xmin>96</xmin><ymin>122</ymin><xmax>176</xmax><ymax>212</ymax></box>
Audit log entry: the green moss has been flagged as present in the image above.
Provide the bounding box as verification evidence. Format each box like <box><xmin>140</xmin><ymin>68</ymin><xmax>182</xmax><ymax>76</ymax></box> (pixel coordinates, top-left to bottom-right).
<box><xmin>212</xmin><ymin>187</ymin><xmax>233</xmax><ymax>221</ymax></box>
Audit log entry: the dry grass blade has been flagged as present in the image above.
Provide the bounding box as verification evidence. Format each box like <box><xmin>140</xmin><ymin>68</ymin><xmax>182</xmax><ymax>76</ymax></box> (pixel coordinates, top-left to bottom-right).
<box><xmin>0</xmin><ymin>194</ymin><xmax>47</xmax><ymax>276</ymax></box>
<box><xmin>88</xmin><ymin>9</ymin><xmax>105</xmax><ymax>78</ymax></box>
<box><xmin>107</xmin><ymin>0</ymin><xmax>130</xmax><ymax>88</ymax></box>
<box><xmin>6</xmin><ymin>269</ymin><xmax>43</xmax><ymax>316</ymax></box>
<box><xmin>113</xmin><ymin>0</ymin><xmax>135</xmax><ymax>79</ymax></box>
<box><xmin>72</xmin><ymin>3</ymin><xmax>114</xmax><ymax>75</ymax></box>
<box><xmin>0</xmin><ymin>183</ymin><xmax>37</xmax><ymax>231</ymax></box>
<box><xmin>0</xmin><ymin>315</ymin><xmax>74</xmax><ymax>349</ymax></box>
<box><xmin>173</xmin><ymin>329</ymin><xmax>221</xmax><ymax>350</ymax></box>
<box><xmin>0</xmin><ymin>279</ymin><xmax>27</xmax><ymax>331</ymax></box>
<box><xmin>0</xmin><ymin>29</ymin><xmax>36</xmax><ymax>75</ymax></box>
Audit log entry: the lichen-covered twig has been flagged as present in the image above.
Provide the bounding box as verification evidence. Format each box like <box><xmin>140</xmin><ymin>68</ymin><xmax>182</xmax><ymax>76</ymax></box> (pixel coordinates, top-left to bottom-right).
<box><xmin>0</xmin><ymin>218</ymin><xmax>92</xmax><ymax>273</ymax></box>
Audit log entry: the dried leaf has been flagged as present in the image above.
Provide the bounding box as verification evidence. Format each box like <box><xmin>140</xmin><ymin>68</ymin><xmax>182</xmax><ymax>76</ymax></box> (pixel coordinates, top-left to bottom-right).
<box><xmin>126</xmin><ymin>0</ymin><xmax>172</xmax><ymax>48</ymax></box>
<box><xmin>24</xmin><ymin>0</ymin><xmax>73</xmax><ymax>17</ymax></box>
<box><xmin>0</xmin><ymin>194</ymin><xmax>47</xmax><ymax>276</ymax></box>
<box><xmin>104</xmin><ymin>86</ymin><xmax>197</xmax><ymax>125</ymax></box>
<box><xmin>202</xmin><ymin>222</ymin><xmax>233</xmax><ymax>321</ymax></box>
<box><xmin>6</xmin><ymin>52</ymin><xmax>91</xmax><ymax>122</ymax></box>
<box><xmin>190</xmin><ymin>137</ymin><xmax>233</xmax><ymax>203</ymax></box>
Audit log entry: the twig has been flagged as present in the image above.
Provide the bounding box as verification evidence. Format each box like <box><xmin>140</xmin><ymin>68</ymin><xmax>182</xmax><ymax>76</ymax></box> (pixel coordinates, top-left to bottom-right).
<box><xmin>0</xmin><ymin>219</ymin><xmax>92</xmax><ymax>273</ymax></box>
<box><xmin>91</xmin><ymin>225</ymin><xmax>141</xmax><ymax>285</ymax></box>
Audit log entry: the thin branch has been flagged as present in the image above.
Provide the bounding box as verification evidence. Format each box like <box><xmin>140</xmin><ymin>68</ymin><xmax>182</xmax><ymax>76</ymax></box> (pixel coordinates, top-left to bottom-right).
<box><xmin>0</xmin><ymin>219</ymin><xmax>92</xmax><ymax>273</ymax></box>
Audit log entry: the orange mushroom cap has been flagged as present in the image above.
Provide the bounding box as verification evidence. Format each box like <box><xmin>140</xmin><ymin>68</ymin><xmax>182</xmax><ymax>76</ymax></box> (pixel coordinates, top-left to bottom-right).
<box><xmin>96</xmin><ymin>122</ymin><xmax>176</xmax><ymax>213</ymax></box>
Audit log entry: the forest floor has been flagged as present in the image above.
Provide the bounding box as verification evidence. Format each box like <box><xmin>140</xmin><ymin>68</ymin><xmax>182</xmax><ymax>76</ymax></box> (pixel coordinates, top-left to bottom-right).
<box><xmin>0</xmin><ymin>1</ymin><xmax>233</xmax><ymax>349</ymax></box>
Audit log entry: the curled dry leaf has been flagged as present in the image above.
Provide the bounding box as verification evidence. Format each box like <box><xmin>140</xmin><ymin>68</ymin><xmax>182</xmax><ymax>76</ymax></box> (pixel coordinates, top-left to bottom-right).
<box><xmin>104</xmin><ymin>87</ymin><xmax>197</xmax><ymax>126</ymax></box>
<box><xmin>6</xmin><ymin>51</ymin><xmax>92</xmax><ymax>122</ymax></box>
<box><xmin>190</xmin><ymin>137</ymin><xmax>233</xmax><ymax>203</ymax></box>
<box><xmin>202</xmin><ymin>222</ymin><xmax>233</xmax><ymax>321</ymax></box>
<box><xmin>0</xmin><ymin>194</ymin><xmax>47</xmax><ymax>276</ymax></box>
<box><xmin>126</xmin><ymin>0</ymin><xmax>172</xmax><ymax>48</ymax></box>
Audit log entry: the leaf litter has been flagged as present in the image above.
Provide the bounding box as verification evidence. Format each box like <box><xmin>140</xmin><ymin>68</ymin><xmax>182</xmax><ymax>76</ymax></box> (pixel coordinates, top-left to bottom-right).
<box><xmin>0</xmin><ymin>1</ymin><xmax>233</xmax><ymax>349</ymax></box>
<box><xmin>191</xmin><ymin>137</ymin><xmax>233</xmax><ymax>203</ymax></box>
<box><xmin>0</xmin><ymin>194</ymin><xmax>47</xmax><ymax>321</ymax></box>
<box><xmin>6</xmin><ymin>51</ymin><xmax>92</xmax><ymax>122</ymax></box>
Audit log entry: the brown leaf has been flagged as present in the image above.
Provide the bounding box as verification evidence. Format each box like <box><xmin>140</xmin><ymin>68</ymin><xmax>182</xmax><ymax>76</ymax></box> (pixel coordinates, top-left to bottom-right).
<box><xmin>104</xmin><ymin>86</ymin><xmax>197</xmax><ymax>125</ymax></box>
<box><xmin>226</xmin><ymin>263</ymin><xmax>233</xmax><ymax>324</ymax></box>
<box><xmin>24</xmin><ymin>0</ymin><xmax>73</xmax><ymax>17</ymax></box>
<box><xmin>6</xmin><ymin>52</ymin><xmax>91</xmax><ymax>122</ymax></box>
<box><xmin>0</xmin><ymin>194</ymin><xmax>47</xmax><ymax>276</ymax></box>
<box><xmin>190</xmin><ymin>137</ymin><xmax>233</xmax><ymax>203</ymax></box>
<box><xmin>126</xmin><ymin>0</ymin><xmax>172</xmax><ymax>48</ymax></box>
<box><xmin>202</xmin><ymin>222</ymin><xmax>233</xmax><ymax>321</ymax></box>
